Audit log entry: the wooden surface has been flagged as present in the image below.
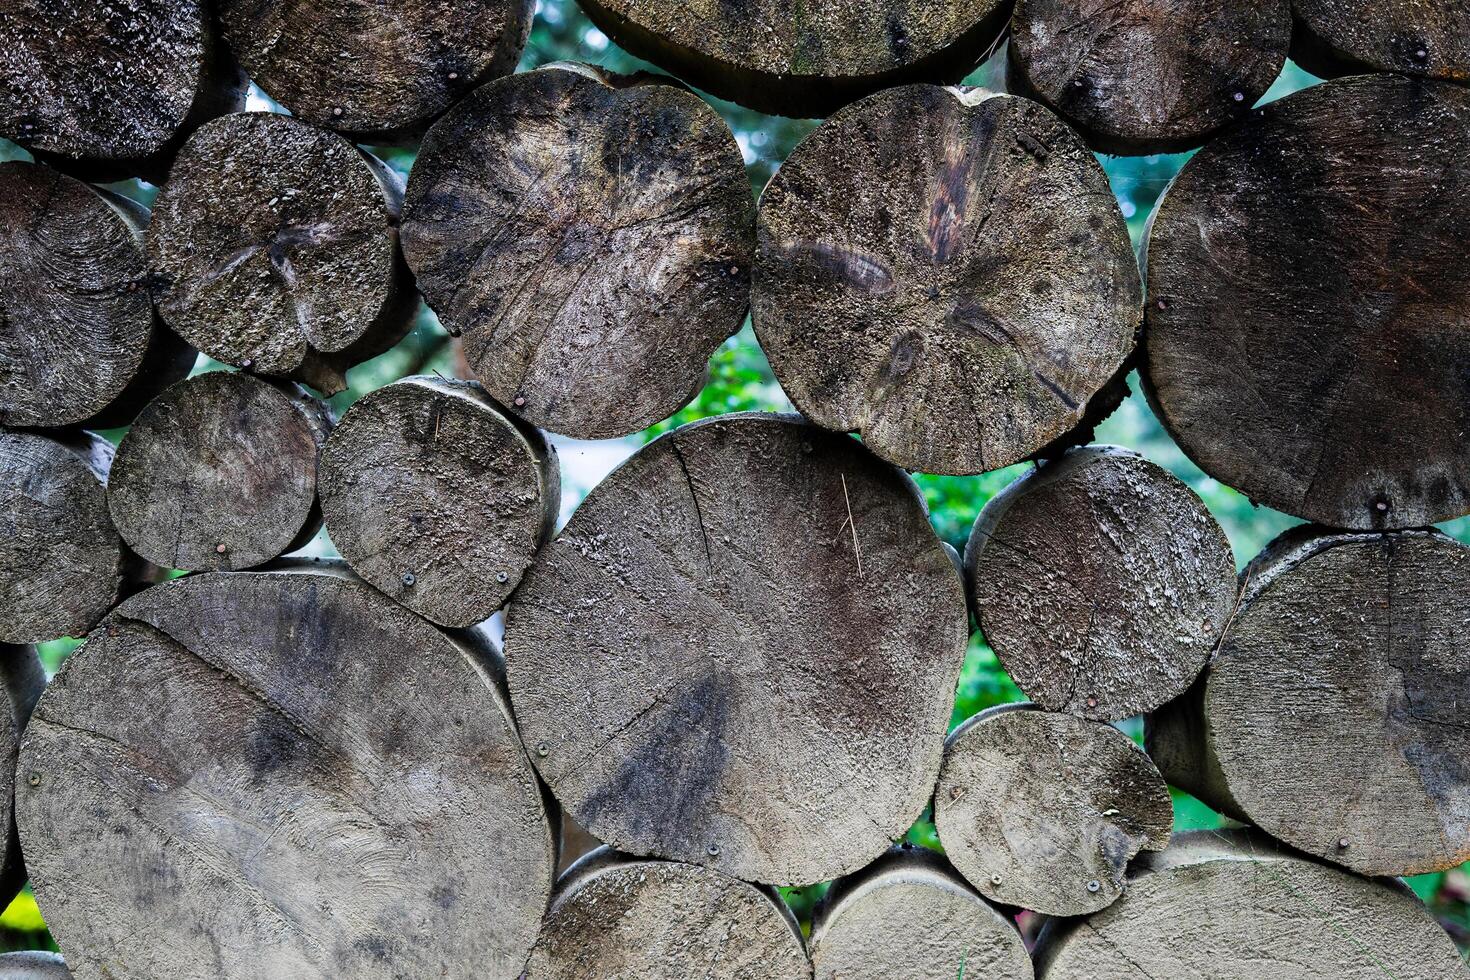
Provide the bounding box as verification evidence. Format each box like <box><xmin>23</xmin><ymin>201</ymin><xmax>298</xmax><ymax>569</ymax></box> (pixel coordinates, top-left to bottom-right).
<box><xmin>1291</xmin><ymin>0</ymin><xmax>1470</xmax><ymax>81</ymax></box>
<box><xmin>0</xmin><ymin>645</ymin><xmax>45</xmax><ymax>911</ymax></box>
<box><xmin>0</xmin><ymin>951</ymin><xmax>72</xmax><ymax>979</ymax></box>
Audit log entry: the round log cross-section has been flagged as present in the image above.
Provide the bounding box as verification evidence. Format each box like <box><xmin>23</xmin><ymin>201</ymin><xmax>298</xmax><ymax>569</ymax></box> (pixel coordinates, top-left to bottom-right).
<box><xmin>1148</xmin><ymin>529</ymin><xmax>1470</xmax><ymax>878</ymax></box>
<box><xmin>16</xmin><ymin>565</ymin><xmax>556</xmax><ymax>980</ymax></box>
<box><xmin>524</xmin><ymin>850</ymin><xmax>810</xmax><ymax>979</ymax></box>
<box><xmin>0</xmin><ymin>951</ymin><xmax>73</xmax><ymax>979</ymax></box>
<box><xmin>107</xmin><ymin>372</ymin><xmax>333</xmax><ymax>573</ymax></box>
<box><xmin>1008</xmin><ymin>0</ymin><xmax>1292</xmax><ymax>154</ymax></box>
<box><xmin>0</xmin><ymin>645</ymin><xmax>45</xmax><ymax>910</ymax></box>
<box><xmin>966</xmin><ymin>447</ymin><xmax>1238</xmax><ymax>722</ymax></box>
<box><xmin>1291</xmin><ymin>0</ymin><xmax>1470</xmax><ymax>81</ymax></box>
<box><xmin>935</xmin><ymin>704</ymin><xmax>1173</xmax><ymax>916</ymax></box>
<box><xmin>577</xmin><ymin>0</ymin><xmax>1010</xmax><ymax>118</ymax></box>
<box><xmin>505</xmin><ymin>414</ymin><xmax>970</xmax><ymax>886</ymax></box>
<box><xmin>219</xmin><ymin>0</ymin><xmax>533</xmax><ymax>141</ymax></box>
<box><xmin>401</xmin><ymin>64</ymin><xmax>756</xmax><ymax>440</ymax></box>
<box><xmin>319</xmin><ymin>377</ymin><xmax>560</xmax><ymax>628</ymax></box>
<box><xmin>811</xmin><ymin>849</ymin><xmax>1032</xmax><ymax>980</ymax></box>
<box><xmin>1035</xmin><ymin>829</ymin><xmax>1467</xmax><ymax>978</ymax></box>
<box><xmin>0</xmin><ymin>162</ymin><xmax>194</xmax><ymax>429</ymax></box>
<box><xmin>1145</xmin><ymin>74</ymin><xmax>1470</xmax><ymax>529</ymax></box>
<box><xmin>0</xmin><ymin>430</ymin><xmax>131</xmax><ymax>644</ymax></box>
<box><xmin>754</xmin><ymin>85</ymin><xmax>1141</xmax><ymax>476</ymax></box>
<box><xmin>148</xmin><ymin>112</ymin><xmax>414</xmax><ymax>396</ymax></box>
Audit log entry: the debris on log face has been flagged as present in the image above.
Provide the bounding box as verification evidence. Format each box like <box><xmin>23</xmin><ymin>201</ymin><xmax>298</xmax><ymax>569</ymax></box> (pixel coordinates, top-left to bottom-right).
<box><xmin>1148</xmin><ymin>528</ymin><xmax>1470</xmax><ymax>878</ymax></box>
<box><xmin>0</xmin><ymin>951</ymin><xmax>72</xmax><ymax>979</ymax></box>
<box><xmin>148</xmin><ymin>112</ymin><xmax>414</xmax><ymax>397</ymax></box>
<box><xmin>1008</xmin><ymin>0</ymin><xmax>1292</xmax><ymax>154</ymax></box>
<box><xmin>1290</xmin><ymin>0</ymin><xmax>1470</xmax><ymax>82</ymax></box>
<box><xmin>966</xmin><ymin>446</ymin><xmax>1238</xmax><ymax>722</ymax></box>
<box><xmin>0</xmin><ymin>645</ymin><xmax>45</xmax><ymax>909</ymax></box>
<box><xmin>505</xmin><ymin>414</ymin><xmax>969</xmax><ymax>886</ymax></box>
<box><xmin>218</xmin><ymin>0</ymin><xmax>534</xmax><ymax>141</ymax></box>
<box><xmin>0</xmin><ymin>162</ymin><xmax>194</xmax><ymax>430</ymax></box>
<box><xmin>0</xmin><ymin>430</ymin><xmax>130</xmax><ymax>644</ymax></box>
<box><xmin>935</xmin><ymin>703</ymin><xmax>1173</xmax><ymax>916</ymax></box>
<box><xmin>755</xmin><ymin>84</ymin><xmax>1141</xmax><ymax>476</ymax></box>
<box><xmin>0</xmin><ymin>0</ymin><xmax>245</xmax><ymax>180</ymax></box>
<box><xmin>107</xmin><ymin>372</ymin><xmax>333</xmax><ymax>572</ymax></box>
<box><xmin>1145</xmin><ymin>74</ymin><xmax>1470</xmax><ymax>530</ymax></box>
<box><xmin>1035</xmin><ymin>829</ymin><xmax>1468</xmax><ymax>978</ymax></box>
<box><xmin>577</xmin><ymin>0</ymin><xmax>1010</xmax><ymax>118</ymax></box>
<box><xmin>17</xmin><ymin>566</ymin><xmax>556</xmax><ymax>980</ymax></box>
<box><xmin>524</xmin><ymin>849</ymin><xmax>811</xmax><ymax>979</ymax></box>
<box><xmin>401</xmin><ymin>64</ymin><xmax>755</xmax><ymax>440</ymax></box>
<box><xmin>810</xmin><ymin>848</ymin><xmax>1032</xmax><ymax>980</ymax></box>
<box><xmin>319</xmin><ymin>376</ymin><xmax>560</xmax><ymax>629</ymax></box>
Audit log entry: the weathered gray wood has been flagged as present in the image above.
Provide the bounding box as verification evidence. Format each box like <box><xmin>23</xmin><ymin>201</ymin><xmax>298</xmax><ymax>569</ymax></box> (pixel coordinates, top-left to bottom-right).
<box><xmin>319</xmin><ymin>376</ymin><xmax>559</xmax><ymax>628</ymax></box>
<box><xmin>0</xmin><ymin>430</ymin><xmax>131</xmax><ymax>643</ymax></box>
<box><xmin>148</xmin><ymin>112</ymin><xmax>414</xmax><ymax>396</ymax></box>
<box><xmin>218</xmin><ymin>0</ymin><xmax>533</xmax><ymax>141</ymax></box>
<box><xmin>506</xmin><ymin>414</ymin><xmax>969</xmax><ymax>886</ymax></box>
<box><xmin>0</xmin><ymin>645</ymin><xmax>44</xmax><ymax>910</ymax></box>
<box><xmin>1291</xmin><ymin>0</ymin><xmax>1470</xmax><ymax>81</ymax></box>
<box><xmin>0</xmin><ymin>0</ymin><xmax>245</xmax><ymax>180</ymax></box>
<box><xmin>811</xmin><ymin>848</ymin><xmax>1032</xmax><ymax>980</ymax></box>
<box><xmin>935</xmin><ymin>703</ymin><xmax>1173</xmax><ymax>916</ymax></box>
<box><xmin>754</xmin><ymin>85</ymin><xmax>1141</xmax><ymax>476</ymax></box>
<box><xmin>1008</xmin><ymin>0</ymin><xmax>1292</xmax><ymax>154</ymax></box>
<box><xmin>0</xmin><ymin>951</ymin><xmax>72</xmax><ymax>979</ymax></box>
<box><xmin>524</xmin><ymin>849</ymin><xmax>810</xmax><ymax>979</ymax></box>
<box><xmin>1147</xmin><ymin>528</ymin><xmax>1470</xmax><ymax>877</ymax></box>
<box><xmin>16</xmin><ymin>564</ymin><xmax>556</xmax><ymax>980</ymax></box>
<box><xmin>1145</xmin><ymin>74</ymin><xmax>1470</xmax><ymax>530</ymax></box>
<box><xmin>1035</xmin><ymin>829</ymin><xmax>1467</xmax><ymax>978</ymax></box>
<box><xmin>577</xmin><ymin>0</ymin><xmax>1010</xmax><ymax>118</ymax></box>
<box><xmin>0</xmin><ymin>162</ymin><xmax>194</xmax><ymax>429</ymax></box>
<box><xmin>401</xmin><ymin>64</ymin><xmax>755</xmax><ymax>440</ymax></box>
<box><xmin>966</xmin><ymin>446</ymin><xmax>1238</xmax><ymax>722</ymax></box>
<box><xmin>107</xmin><ymin>371</ymin><xmax>333</xmax><ymax>572</ymax></box>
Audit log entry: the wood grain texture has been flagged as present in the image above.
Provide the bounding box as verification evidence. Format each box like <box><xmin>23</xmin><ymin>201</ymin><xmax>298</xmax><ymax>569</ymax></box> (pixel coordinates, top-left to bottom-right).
<box><xmin>935</xmin><ymin>703</ymin><xmax>1173</xmax><ymax>916</ymax></box>
<box><xmin>754</xmin><ymin>84</ymin><xmax>1141</xmax><ymax>476</ymax></box>
<box><xmin>577</xmin><ymin>0</ymin><xmax>1010</xmax><ymax>118</ymax></box>
<box><xmin>505</xmin><ymin>414</ymin><xmax>969</xmax><ymax>886</ymax></box>
<box><xmin>1008</xmin><ymin>0</ymin><xmax>1292</xmax><ymax>154</ymax></box>
<box><xmin>319</xmin><ymin>376</ymin><xmax>559</xmax><ymax>628</ymax></box>
<box><xmin>402</xmin><ymin>64</ymin><xmax>755</xmax><ymax>440</ymax></box>
<box><xmin>0</xmin><ymin>646</ymin><xmax>45</xmax><ymax>911</ymax></box>
<box><xmin>1291</xmin><ymin>0</ymin><xmax>1470</xmax><ymax>81</ymax></box>
<box><xmin>219</xmin><ymin>0</ymin><xmax>533</xmax><ymax>141</ymax></box>
<box><xmin>810</xmin><ymin>848</ymin><xmax>1032</xmax><ymax>980</ymax></box>
<box><xmin>16</xmin><ymin>564</ymin><xmax>556</xmax><ymax>980</ymax></box>
<box><xmin>1035</xmin><ymin>828</ymin><xmax>1467</xmax><ymax>978</ymax></box>
<box><xmin>1149</xmin><ymin>528</ymin><xmax>1470</xmax><ymax>878</ymax></box>
<box><xmin>148</xmin><ymin>112</ymin><xmax>413</xmax><ymax>396</ymax></box>
<box><xmin>0</xmin><ymin>162</ymin><xmax>194</xmax><ymax>429</ymax></box>
<box><xmin>1145</xmin><ymin>74</ymin><xmax>1470</xmax><ymax>530</ymax></box>
<box><xmin>0</xmin><ymin>951</ymin><xmax>72</xmax><ymax>979</ymax></box>
<box><xmin>107</xmin><ymin>371</ymin><xmax>333</xmax><ymax>572</ymax></box>
<box><xmin>966</xmin><ymin>446</ymin><xmax>1237</xmax><ymax>722</ymax></box>
<box><xmin>524</xmin><ymin>849</ymin><xmax>810</xmax><ymax>979</ymax></box>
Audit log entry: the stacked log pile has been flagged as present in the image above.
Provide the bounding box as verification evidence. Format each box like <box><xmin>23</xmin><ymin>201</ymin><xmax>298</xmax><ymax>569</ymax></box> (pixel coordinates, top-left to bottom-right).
<box><xmin>0</xmin><ymin>0</ymin><xmax>1468</xmax><ymax>978</ymax></box>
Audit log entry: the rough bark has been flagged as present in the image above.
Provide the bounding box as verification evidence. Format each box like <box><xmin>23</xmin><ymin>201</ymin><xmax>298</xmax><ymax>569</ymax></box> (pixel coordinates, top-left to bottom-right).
<box><xmin>318</xmin><ymin>376</ymin><xmax>559</xmax><ymax>628</ymax></box>
<box><xmin>577</xmin><ymin>0</ymin><xmax>1010</xmax><ymax>118</ymax></box>
<box><xmin>935</xmin><ymin>703</ymin><xmax>1173</xmax><ymax>917</ymax></box>
<box><xmin>1291</xmin><ymin>0</ymin><xmax>1470</xmax><ymax>82</ymax></box>
<box><xmin>1145</xmin><ymin>74</ymin><xmax>1470</xmax><ymax>530</ymax></box>
<box><xmin>966</xmin><ymin>446</ymin><xmax>1238</xmax><ymax>722</ymax></box>
<box><xmin>401</xmin><ymin>64</ymin><xmax>755</xmax><ymax>440</ymax></box>
<box><xmin>0</xmin><ymin>645</ymin><xmax>45</xmax><ymax>910</ymax></box>
<box><xmin>1147</xmin><ymin>528</ymin><xmax>1470</xmax><ymax>878</ymax></box>
<box><xmin>148</xmin><ymin>112</ymin><xmax>414</xmax><ymax>397</ymax></box>
<box><xmin>0</xmin><ymin>430</ymin><xmax>130</xmax><ymax>643</ymax></box>
<box><xmin>0</xmin><ymin>162</ymin><xmax>194</xmax><ymax>430</ymax></box>
<box><xmin>0</xmin><ymin>0</ymin><xmax>245</xmax><ymax>181</ymax></box>
<box><xmin>1035</xmin><ymin>828</ymin><xmax>1467</xmax><ymax>978</ymax></box>
<box><xmin>524</xmin><ymin>849</ymin><xmax>810</xmax><ymax>979</ymax></box>
<box><xmin>810</xmin><ymin>847</ymin><xmax>1032</xmax><ymax>980</ymax></box>
<box><xmin>218</xmin><ymin>0</ymin><xmax>533</xmax><ymax>141</ymax></box>
<box><xmin>754</xmin><ymin>84</ymin><xmax>1141</xmax><ymax>476</ymax></box>
<box><xmin>107</xmin><ymin>371</ymin><xmax>333</xmax><ymax>572</ymax></box>
<box><xmin>1008</xmin><ymin>0</ymin><xmax>1292</xmax><ymax>155</ymax></box>
<box><xmin>0</xmin><ymin>952</ymin><xmax>72</xmax><ymax>979</ymax></box>
<box><xmin>505</xmin><ymin>414</ymin><xmax>969</xmax><ymax>886</ymax></box>
<box><xmin>16</xmin><ymin>564</ymin><xmax>556</xmax><ymax>980</ymax></box>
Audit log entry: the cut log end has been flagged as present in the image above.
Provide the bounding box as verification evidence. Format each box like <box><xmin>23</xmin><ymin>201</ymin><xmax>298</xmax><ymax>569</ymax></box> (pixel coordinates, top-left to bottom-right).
<box><xmin>0</xmin><ymin>951</ymin><xmax>72</xmax><ymax>979</ymax></box>
<box><xmin>1290</xmin><ymin>0</ymin><xmax>1470</xmax><ymax>82</ymax></box>
<box><xmin>0</xmin><ymin>645</ymin><xmax>45</xmax><ymax>910</ymax></box>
